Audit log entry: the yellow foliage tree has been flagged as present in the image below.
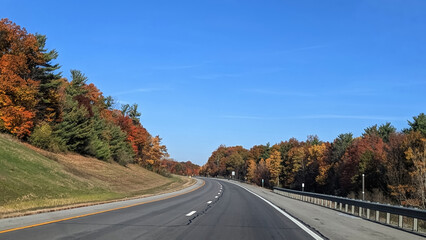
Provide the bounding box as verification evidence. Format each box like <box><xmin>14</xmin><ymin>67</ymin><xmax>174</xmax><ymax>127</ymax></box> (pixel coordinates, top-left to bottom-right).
<box><xmin>266</xmin><ymin>149</ymin><xmax>282</xmax><ymax>187</ymax></box>
<box><xmin>309</xmin><ymin>143</ymin><xmax>331</xmax><ymax>185</ymax></box>
<box><xmin>246</xmin><ymin>159</ymin><xmax>256</xmax><ymax>182</ymax></box>
<box><xmin>405</xmin><ymin>138</ymin><xmax>426</xmax><ymax>208</ymax></box>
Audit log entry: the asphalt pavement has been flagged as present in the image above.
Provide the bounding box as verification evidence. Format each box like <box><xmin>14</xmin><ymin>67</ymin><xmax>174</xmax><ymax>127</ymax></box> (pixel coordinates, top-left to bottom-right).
<box><xmin>0</xmin><ymin>178</ymin><xmax>319</xmax><ymax>240</ymax></box>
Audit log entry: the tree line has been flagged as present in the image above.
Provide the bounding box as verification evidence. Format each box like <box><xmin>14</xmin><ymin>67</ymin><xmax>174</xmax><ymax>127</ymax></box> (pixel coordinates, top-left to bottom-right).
<box><xmin>0</xmin><ymin>19</ymin><xmax>199</xmax><ymax>176</ymax></box>
<box><xmin>201</xmin><ymin>115</ymin><xmax>426</xmax><ymax>209</ymax></box>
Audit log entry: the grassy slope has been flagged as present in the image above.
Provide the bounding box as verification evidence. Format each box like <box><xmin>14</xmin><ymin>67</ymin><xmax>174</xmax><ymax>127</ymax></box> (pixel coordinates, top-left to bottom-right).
<box><xmin>0</xmin><ymin>134</ymin><xmax>192</xmax><ymax>218</ymax></box>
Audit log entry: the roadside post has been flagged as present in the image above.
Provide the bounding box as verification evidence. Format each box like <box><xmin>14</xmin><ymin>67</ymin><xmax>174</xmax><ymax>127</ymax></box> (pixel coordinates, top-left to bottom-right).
<box><xmin>362</xmin><ymin>174</ymin><xmax>365</xmax><ymax>201</ymax></box>
<box><xmin>302</xmin><ymin>183</ymin><xmax>304</xmax><ymax>192</ymax></box>
<box><xmin>261</xmin><ymin>179</ymin><xmax>264</xmax><ymax>188</ymax></box>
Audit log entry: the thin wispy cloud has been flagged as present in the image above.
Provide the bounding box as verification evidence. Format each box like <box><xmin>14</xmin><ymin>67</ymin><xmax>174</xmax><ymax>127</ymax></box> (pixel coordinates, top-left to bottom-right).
<box><xmin>274</xmin><ymin>45</ymin><xmax>327</xmax><ymax>55</ymax></box>
<box><xmin>116</xmin><ymin>100</ymin><xmax>130</xmax><ymax>105</ymax></box>
<box><xmin>150</xmin><ymin>64</ymin><xmax>203</xmax><ymax>70</ymax></box>
<box><xmin>194</xmin><ymin>67</ymin><xmax>285</xmax><ymax>80</ymax></box>
<box><xmin>113</xmin><ymin>88</ymin><xmax>169</xmax><ymax>96</ymax></box>
<box><xmin>244</xmin><ymin>87</ymin><xmax>379</xmax><ymax>97</ymax></box>
<box><xmin>194</xmin><ymin>73</ymin><xmax>243</xmax><ymax>80</ymax></box>
<box><xmin>243</xmin><ymin>89</ymin><xmax>316</xmax><ymax>97</ymax></box>
<box><xmin>324</xmin><ymin>88</ymin><xmax>377</xmax><ymax>96</ymax></box>
<box><xmin>221</xmin><ymin>115</ymin><xmax>267</xmax><ymax>120</ymax></box>
<box><xmin>220</xmin><ymin>114</ymin><xmax>407</xmax><ymax>121</ymax></box>
<box><xmin>389</xmin><ymin>80</ymin><xmax>426</xmax><ymax>87</ymax></box>
<box><xmin>298</xmin><ymin>115</ymin><xmax>407</xmax><ymax>121</ymax></box>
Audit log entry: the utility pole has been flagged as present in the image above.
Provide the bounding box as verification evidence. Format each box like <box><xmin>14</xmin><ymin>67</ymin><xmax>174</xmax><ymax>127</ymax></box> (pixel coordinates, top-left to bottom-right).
<box><xmin>362</xmin><ymin>173</ymin><xmax>365</xmax><ymax>201</ymax></box>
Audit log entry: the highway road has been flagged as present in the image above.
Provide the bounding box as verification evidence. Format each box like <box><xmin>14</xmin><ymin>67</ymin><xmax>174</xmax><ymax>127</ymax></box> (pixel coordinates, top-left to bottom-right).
<box><xmin>0</xmin><ymin>178</ymin><xmax>321</xmax><ymax>240</ymax></box>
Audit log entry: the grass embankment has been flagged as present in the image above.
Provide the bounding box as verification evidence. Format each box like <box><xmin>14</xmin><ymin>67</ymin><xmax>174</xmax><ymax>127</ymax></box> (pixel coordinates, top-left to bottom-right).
<box><xmin>0</xmin><ymin>134</ymin><xmax>194</xmax><ymax>218</ymax></box>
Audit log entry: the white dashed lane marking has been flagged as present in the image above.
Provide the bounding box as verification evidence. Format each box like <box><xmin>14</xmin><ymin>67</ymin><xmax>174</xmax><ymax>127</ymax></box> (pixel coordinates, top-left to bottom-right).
<box><xmin>186</xmin><ymin>211</ymin><xmax>196</xmax><ymax>216</ymax></box>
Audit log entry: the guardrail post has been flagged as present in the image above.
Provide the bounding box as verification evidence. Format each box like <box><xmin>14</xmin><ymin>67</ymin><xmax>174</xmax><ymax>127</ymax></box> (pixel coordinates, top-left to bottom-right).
<box><xmin>398</xmin><ymin>215</ymin><xmax>403</xmax><ymax>228</ymax></box>
<box><xmin>413</xmin><ymin>218</ymin><xmax>418</xmax><ymax>231</ymax></box>
<box><xmin>272</xmin><ymin>186</ymin><xmax>426</xmax><ymax>233</ymax></box>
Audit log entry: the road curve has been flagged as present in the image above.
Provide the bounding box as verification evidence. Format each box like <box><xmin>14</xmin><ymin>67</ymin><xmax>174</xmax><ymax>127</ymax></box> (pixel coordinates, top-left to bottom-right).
<box><xmin>0</xmin><ymin>178</ymin><xmax>319</xmax><ymax>240</ymax></box>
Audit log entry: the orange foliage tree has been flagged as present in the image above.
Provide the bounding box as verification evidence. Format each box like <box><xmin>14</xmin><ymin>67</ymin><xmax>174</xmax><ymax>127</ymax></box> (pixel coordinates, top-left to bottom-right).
<box><xmin>0</xmin><ymin>19</ymin><xmax>43</xmax><ymax>138</ymax></box>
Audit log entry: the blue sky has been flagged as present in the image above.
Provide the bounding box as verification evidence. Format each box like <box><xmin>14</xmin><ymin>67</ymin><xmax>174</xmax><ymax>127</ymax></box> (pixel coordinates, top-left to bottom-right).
<box><xmin>2</xmin><ymin>0</ymin><xmax>425</xmax><ymax>165</ymax></box>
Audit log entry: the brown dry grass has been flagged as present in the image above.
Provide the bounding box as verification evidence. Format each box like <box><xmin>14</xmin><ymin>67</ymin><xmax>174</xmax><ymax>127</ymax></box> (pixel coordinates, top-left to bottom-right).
<box><xmin>0</xmin><ymin>134</ymin><xmax>195</xmax><ymax>218</ymax></box>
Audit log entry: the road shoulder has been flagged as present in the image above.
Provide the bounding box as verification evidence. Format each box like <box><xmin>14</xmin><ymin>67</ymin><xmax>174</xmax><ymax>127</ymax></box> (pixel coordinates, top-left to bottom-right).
<box><xmin>0</xmin><ymin>178</ymin><xmax>204</xmax><ymax>233</ymax></box>
<box><xmin>225</xmin><ymin>180</ymin><xmax>424</xmax><ymax>240</ymax></box>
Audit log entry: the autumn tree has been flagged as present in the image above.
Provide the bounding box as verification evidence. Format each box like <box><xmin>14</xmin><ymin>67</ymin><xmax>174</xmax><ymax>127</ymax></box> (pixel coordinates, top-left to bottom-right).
<box><xmin>142</xmin><ymin>135</ymin><xmax>169</xmax><ymax>172</ymax></box>
<box><xmin>386</xmin><ymin>133</ymin><xmax>415</xmax><ymax>206</ymax></box>
<box><xmin>276</xmin><ymin>138</ymin><xmax>300</xmax><ymax>188</ymax></box>
<box><xmin>266</xmin><ymin>149</ymin><xmax>282</xmax><ymax>187</ymax></box>
<box><xmin>339</xmin><ymin>135</ymin><xmax>387</xmax><ymax>198</ymax></box>
<box><xmin>285</xmin><ymin>146</ymin><xmax>306</xmax><ymax>189</ymax></box>
<box><xmin>202</xmin><ymin>145</ymin><xmax>248</xmax><ymax>178</ymax></box>
<box><xmin>255</xmin><ymin>159</ymin><xmax>269</xmax><ymax>187</ymax></box>
<box><xmin>403</xmin><ymin>132</ymin><xmax>426</xmax><ymax>208</ymax></box>
<box><xmin>0</xmin><ymin>19</ymin><xmax>42</xmax><ymax>138</ymax></box>
<box><xmin>246</xmin><ymin>159</ymin><xmax>257</xmax><ymax>183</ymax></box>
<box><xmin>310</xmin><ymin>143</ymin><xmax>332</xmax><ymax>187</ymax></box>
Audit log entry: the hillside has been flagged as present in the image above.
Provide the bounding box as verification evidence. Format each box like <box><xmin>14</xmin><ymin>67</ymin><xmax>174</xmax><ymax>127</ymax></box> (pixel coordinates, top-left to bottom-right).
<box><xmin>0</xmin><ymin>134</ymin><xmax>193</xmax><ymax>218</ymax></box>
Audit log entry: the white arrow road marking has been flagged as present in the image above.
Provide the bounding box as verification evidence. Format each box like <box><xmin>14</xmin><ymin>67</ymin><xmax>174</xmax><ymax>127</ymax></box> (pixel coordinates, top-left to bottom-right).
<box><xmin>207</xmin><ymin>201</ymin><xmax>212</xmax><ymax>204</ymax></box>
<box><xmin>186</xmin><ymin>211</ymin><xmax>196</xmax><ymax>216</ymax></box>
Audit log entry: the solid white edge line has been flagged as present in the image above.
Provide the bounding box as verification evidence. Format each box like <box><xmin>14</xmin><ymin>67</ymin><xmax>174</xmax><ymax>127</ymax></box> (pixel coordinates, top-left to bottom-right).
<box><xmin>235</xmin><ymin>184</ymin><xmax>323</xmax><ymax>240</ymax></box>
<box><xmin>186</xmin><ymin>211</ymin><xmax>196</xmax><ymax>216</ymax></box>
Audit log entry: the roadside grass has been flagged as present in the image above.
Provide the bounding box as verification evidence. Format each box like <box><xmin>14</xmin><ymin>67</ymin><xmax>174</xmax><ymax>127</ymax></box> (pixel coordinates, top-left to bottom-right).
<box><xmin>0</xmin><ymin>134</ymin><xmax>193</xmax><ymax>218</ymax></box>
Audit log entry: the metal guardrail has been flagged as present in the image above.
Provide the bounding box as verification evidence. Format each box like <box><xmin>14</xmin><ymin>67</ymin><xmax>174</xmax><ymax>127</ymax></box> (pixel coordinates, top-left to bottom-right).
<box><xmin>273</xmin><ymin>187</ymin><xmax>426</xmax><ymax>233</ymax></box>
